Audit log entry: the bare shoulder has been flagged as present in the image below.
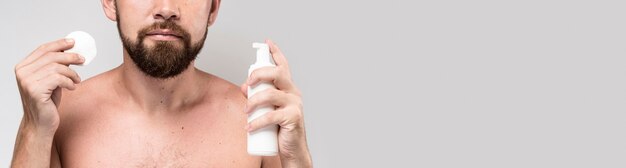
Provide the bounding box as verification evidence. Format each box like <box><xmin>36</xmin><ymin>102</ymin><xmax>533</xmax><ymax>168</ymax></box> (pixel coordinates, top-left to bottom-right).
<box><xmin>53</xmin><ymin>68</ymin><xmax>121</xmax><ymax>149</ymax></box>
<box><xmin>195</xmin><ymin>69</ymin><xmax>246</xmax><ymax>103</ymax></box>
<box><xmin>57</xmin><ymin>68</ymin><xmax>119</xmax><ymax>113</ymax></box>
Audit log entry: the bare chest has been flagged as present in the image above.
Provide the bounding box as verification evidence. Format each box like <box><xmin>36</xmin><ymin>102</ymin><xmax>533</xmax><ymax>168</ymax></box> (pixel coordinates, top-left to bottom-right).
<box><xmin>55</xmin><ymin>105</ymin><xmax>260</xmax><ymax>167</ymax></box>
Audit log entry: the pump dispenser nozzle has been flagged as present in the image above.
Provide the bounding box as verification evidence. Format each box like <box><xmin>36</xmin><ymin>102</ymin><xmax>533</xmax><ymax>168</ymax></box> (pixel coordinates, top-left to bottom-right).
<box><xmin>252</xmin><ymin>43</ymin><xmax>274</xmax><ymax>66</ymax></box>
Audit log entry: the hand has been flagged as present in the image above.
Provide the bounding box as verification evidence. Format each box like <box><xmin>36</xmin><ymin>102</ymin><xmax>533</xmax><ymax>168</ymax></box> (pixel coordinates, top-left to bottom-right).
<box><xmin>15</xmin><ymin>38</ymin><xmax>84</xmax><ymax>133</ymax></box>
<box><xmin>242</xmin><ymin>40</ymin><xmax>312</xmax><ymax>166</ymax></box>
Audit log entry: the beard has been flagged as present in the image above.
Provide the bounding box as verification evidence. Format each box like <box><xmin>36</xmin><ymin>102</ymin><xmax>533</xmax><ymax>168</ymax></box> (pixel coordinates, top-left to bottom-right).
<box><xmin>117</xmin><ymin>18</ymin><xmax>207</xmax><ymax>79</ymax></box>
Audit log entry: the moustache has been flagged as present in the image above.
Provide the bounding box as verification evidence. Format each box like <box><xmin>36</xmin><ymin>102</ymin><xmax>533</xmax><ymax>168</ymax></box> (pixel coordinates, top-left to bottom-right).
<box><xmin>137</xmin><ymin>21</ymin><xmax>191</xmax><ymax>42</ymax></box>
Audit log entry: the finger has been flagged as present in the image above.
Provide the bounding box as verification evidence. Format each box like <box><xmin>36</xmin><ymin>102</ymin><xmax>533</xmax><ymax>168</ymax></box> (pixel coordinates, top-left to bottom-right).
<box><xmin>240</xmin><ymin>83</ymin><xmax>248</xmax><ymax>97</ymax></box>
<box><xmin>26</xmin><ymin>64</ymin><xmax>82</xmax><ymax>92</ymax></box>
<box><xmin>35</xmin><ymin>52</ymin><xmax>85</xmax><ymax>67</ymax></box>
<box><xmin>265</xmin><ymin>39</ymin><xmax>289</xmax><ymax>67</ymax></box>
<box><xmin>245</xmin><ymin>89</ymin><xmax>288</xmax><ymax>114</ymax></box>
<box><xmin>247</xmin><ymin>109</ymin><xmax>286</xmax><ymax>132</ymax></box>
<box><xmin>247</xmin><ymin>67</ymin><xmax>276</xmax><ymax>86</ymax></box>
<box><xmin>247</xmin><ymin>67</ymin><xmax>294</xmax><ymax>91</ymax></box>
<box><xmin>40</xmin><ymin>74</ymin><xmax>76</xmax><ymax>91</ymax></box>
<box><xmin>18</xmin><ymin>53</ymin><xmax>84</xmax><ymax>82</ymax></box>
<box><xmin>18</xmin><ymin>38</ymin><xmax>75</xmax><ymax>68</ymax></box>
<box><xmin>47</xmin><ymin>63</ymin><xmax>81</xmax><ymax>84</ymax></box>
<box><xmin>22</xmin><ymin>73</ymin><xmax>75</xmax><ymax>106</ymax></box>
<box><xmin>20</xmin><ymin>52</ymin><xmax>84</xmax><ymax>75</ymax></box>
<box><xmin>52</xmin><ymin>88</ymin><xmax>62</xmax><ymax>107</ymax></box>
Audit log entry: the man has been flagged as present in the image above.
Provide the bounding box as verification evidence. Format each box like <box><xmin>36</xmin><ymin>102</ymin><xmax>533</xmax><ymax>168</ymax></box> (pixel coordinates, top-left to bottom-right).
<box><xmin>11</xmin><ymin>0</ymin><xmax>312</xmax><ymax>167</ymax></box>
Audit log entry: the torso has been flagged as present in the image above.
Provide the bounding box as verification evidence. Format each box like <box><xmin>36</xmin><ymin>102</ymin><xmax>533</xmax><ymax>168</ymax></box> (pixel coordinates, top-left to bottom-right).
<box><xmin>54</xmin><ymin>67</ymin><xmax>264</xmax><ymax>167</ymax></box>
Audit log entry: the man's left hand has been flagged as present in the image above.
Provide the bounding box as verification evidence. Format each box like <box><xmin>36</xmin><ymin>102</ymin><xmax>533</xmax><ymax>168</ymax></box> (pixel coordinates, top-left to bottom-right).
<box><xmin>241</xmin><ymin>39</ymin><xmax>312</xmax><ymax>167</ymax></box>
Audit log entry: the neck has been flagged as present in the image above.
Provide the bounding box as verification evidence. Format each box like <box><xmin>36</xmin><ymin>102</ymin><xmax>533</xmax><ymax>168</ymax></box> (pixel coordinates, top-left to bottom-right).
<box><xmin>116</xmin><ymin>50</ymin><xmax>205</xmax><ymax>113</ymax></box>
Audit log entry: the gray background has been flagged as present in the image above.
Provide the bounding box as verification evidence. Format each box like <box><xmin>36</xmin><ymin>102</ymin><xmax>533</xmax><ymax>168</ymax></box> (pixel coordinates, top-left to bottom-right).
<box><xmin>1</xmin><ymin>0</ymin><xmax>625</xmax><ymax>167</ymax></box>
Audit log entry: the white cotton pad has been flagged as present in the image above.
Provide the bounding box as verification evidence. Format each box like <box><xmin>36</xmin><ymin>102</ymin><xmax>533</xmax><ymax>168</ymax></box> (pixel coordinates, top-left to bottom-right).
<box><xmin>64</xmin><ymin>31</ymin><xmax>97</xmax><ymax>66</ymax></box>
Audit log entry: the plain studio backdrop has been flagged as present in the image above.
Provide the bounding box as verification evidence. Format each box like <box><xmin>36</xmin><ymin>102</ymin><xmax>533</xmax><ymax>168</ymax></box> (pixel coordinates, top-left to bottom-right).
<box><xmin>1</xmin><ymin>0</ymin><xmax>625</xmax><ymax>167</ymax></box>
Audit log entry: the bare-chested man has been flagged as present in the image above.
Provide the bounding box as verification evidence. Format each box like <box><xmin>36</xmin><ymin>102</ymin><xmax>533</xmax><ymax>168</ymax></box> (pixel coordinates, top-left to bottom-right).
<box><xmin>11</xmin><ymin>0</ymin><xmax>312</xmax><ymax>167</ymax></box>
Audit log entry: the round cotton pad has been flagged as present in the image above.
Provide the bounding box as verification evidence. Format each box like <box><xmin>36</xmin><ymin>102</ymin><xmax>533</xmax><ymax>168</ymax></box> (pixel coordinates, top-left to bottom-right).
<box><xmin>64</xmin><ymin>31</ymin><xmax>97</xmax><ymax>66</ymax></box>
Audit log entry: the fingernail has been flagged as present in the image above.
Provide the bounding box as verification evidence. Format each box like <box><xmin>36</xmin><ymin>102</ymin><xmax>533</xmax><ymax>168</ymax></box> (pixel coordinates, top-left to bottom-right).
<box><xmin>65</xmin><ymin>38</ymin><xmax>74</xmax><ymax>43</ymax></box>
<box><xmin>79</xmin><ymin>55</ymin><xmax>85</xmax><ymax>62</ymax></box>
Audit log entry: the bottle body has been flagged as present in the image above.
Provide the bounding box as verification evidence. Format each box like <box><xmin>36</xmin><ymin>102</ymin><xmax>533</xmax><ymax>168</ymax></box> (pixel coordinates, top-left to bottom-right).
<box><xmin>247</xmin><ymin>62</ymin><xmax>278</xmax><ymax>156</ymax></box>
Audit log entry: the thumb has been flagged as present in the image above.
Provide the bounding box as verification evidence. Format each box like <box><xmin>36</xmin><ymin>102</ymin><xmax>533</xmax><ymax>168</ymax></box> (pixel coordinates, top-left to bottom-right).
<box><xmin>240</xmin><ymin>83</ymin><xmax>248</xmax><ymax>97</ymax></box>
<box><xmin>52</xmin><ymin>88</ymin><xmax>63</xmax><ymax>107</ymax></box>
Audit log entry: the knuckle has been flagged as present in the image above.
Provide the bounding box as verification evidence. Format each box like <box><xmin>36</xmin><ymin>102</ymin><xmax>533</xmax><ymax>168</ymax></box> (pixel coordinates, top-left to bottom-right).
<box><xmin>252</xmin><ymin>70</ymin><xmax>264</xmax><ymax>79</ymax></box>
<box><xmin>18</xmin><ymin>76</ymin><xmax>28</xmax><ymax>85</ymax></box>
<box><xmin>53</xmin><ymin>74</ymin><xmax>64</xmax><ymax>81</ymax></box>
<box><xmin>275</xmin><ymin>67</ymin><xmax>285</xmax><ymax>75</ymax></box>
<box><xmin>41</xmin><ymin>52</ymin><xmax>54</xmax><ymax>61</ymax></box>
<box><xmin>59</xmin><ymin>53</ymin><xmax>70</xmax><ymax>61</ymax></box>
<box><xmin>297</xmin><ymin>99</ymin><xmax>304</xmax><ymax>110</ymax></box>
<box><xmin>288</xmin><ymin>94</ymin><xmax>303</xmax><ymax>107</ymax></box>
<box><xmin>265</xmin><ymin>86</ymin><xmax>278</xmax><ymax>93</ymax></box>
<box><xmin>70</xmin><ymin>53</ymin><xmax>81</xmax><ymax>61</ymax></box>
<box><xmin>251</xmin><ymin>92</ymin><xmax>266</xmax><ymax>102</ymax></box>
<box><xmin>19</xmin><ymin>80</ymin><xmax>29</xmax><ymax>89</ymax></box>
<box><xmin>37</xmin><ymin>44</ymin><xmax>48</xmax><ymax>51</ymax></box>
<box><xmin>71</xmin><ymin>70</ymin><xmax>79</xmax><ymax>78</ymax></box>
<box><xmin>27</xmin><ymin>84</ymin><xmax>39</xmax><ymax>96</ymax></box>
<box><xmin>264</xmin><ymin>111</ymin><xmax>277</xmax><ymax>122</ymax></box>
<box><xmin>53</xmin><ymin>63</ymin><xmax>65</xmax><ymax>71</ymax></box>
<box><xmin>294</xmin><ymin>106</ymin><xmax>304</xmax><ymax>118</ymax></box>
<box><xmin>14</xmin><ymin>64</ymin><xmax>21</xmax><ymax>73</ymax></box>
<box><xmin>42</xmin><ymin>63</ymin><xmax>56</xmax><ymax>72</ymax></box>
<box><xmin>257</xmin><ymin>69</ymin><xmax>271</xmax><ymax>79</ymax></box>
<box><xmin>65</xmin><ymin>77</ymin><xmax>74</xmax><ymax>85</ymax></box>
<box><xmin>21</xmin><ymin>77</ymin><xmax>36</xmax><ymax>88</ymax></box>
<box><xmin>270</xmin><ymin>68</ymin><xmax>280</xmax><ymax>78</ymax></box>
<box><xmin>270</xmin><ymin>90</ymin><xmax>283</xmax><ymax>100</ymax></box>
<box><xmin>14</xmin><ymin>67</ymin><xmax>23</xmax><ymax>78</ymax></box>
<box><xmin>261</xmin><ymin>90</ymin><xmax>277</xmax><ymax>101</ymax></box>
<box><xmin>287</xmin><ymin>107</ymin><xmax>303</xmax><ymax>123</ymax></box>
<box><xmin>247</xmin><ymin>98</ymin><xmax>258</xmax><ymax>108</ymax></box>
<box><xmin>276</xmin><ymin>110</ymin><xmax>287</xmax><ymax>122</ymax></box>
<box><xmin>295</xmin><ymin>89</ymin><xmax>302</xmax><ymax>96</ymax></box>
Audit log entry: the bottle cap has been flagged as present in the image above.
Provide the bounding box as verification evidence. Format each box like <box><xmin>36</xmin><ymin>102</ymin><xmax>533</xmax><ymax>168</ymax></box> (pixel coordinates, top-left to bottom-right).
<box><xmin>252</xmin><ymin>43</ymin><xmax>274</xmax><ymax>66</ymax></box>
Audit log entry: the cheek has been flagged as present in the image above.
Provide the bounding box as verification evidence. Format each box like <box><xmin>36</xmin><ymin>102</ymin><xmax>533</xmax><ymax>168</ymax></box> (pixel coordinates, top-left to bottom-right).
<box><xmin>119</xmin><ymin>18</ymin><xmax>142</xmax><ymax>40</ymax></box>
<box><xmin>186</xmin><ymin>6</ymin><xmax>211</xmax><ymax>42</ymax></box>
<box><xmin>117</xmin><ymin>1</ymin><xmax>153</xmax><ymax>39</ymax></box>
<box><xmin>189</xmin><ymin>21</ymin><xmax>208</xmax><ymax>43</ymax></box>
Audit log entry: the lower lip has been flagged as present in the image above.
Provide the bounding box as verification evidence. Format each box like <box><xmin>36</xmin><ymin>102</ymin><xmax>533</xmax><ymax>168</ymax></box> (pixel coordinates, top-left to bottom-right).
<box><xmin>146</xmin><ymin>34</ymin><xmax>181</xmax><ymax>41</ymax></box>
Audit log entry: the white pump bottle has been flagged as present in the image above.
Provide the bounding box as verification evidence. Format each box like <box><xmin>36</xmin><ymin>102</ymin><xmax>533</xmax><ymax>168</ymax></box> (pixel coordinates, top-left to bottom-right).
<box><xmin>247</xmin><ymin>43</ymin><xmax>278</xmax><ymax>156</ymax></box>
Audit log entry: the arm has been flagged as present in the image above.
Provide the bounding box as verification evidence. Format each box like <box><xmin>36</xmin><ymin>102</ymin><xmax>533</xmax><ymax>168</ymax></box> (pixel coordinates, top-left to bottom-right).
<box><xmin>11</xmin><ymin>38</ymin><xmax>84</xmax><ymax>167</ymax></box>
<box><xmin>243</xmin><ymin>40</ymin><xmax>312</xmax><ymax>168</ymax></box>
<box><xmin>11</xmin><ymin>117</ymin><xmax>56</xmax><ymax>167</ymax></box>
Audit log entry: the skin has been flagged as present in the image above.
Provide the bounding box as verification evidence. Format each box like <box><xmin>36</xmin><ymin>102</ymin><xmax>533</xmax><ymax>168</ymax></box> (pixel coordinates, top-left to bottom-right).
<box><xmin>11</xmin><ymin>0</ymin><xmax>312</xmax><ymax>167</ymax></box>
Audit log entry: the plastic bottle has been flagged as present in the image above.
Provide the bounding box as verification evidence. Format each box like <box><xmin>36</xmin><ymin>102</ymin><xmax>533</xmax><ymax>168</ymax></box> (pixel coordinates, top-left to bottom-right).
<box><xmin>247</xmin><ymin>42</ymin><xmax>278</xmax><ymax>156</ymax></box>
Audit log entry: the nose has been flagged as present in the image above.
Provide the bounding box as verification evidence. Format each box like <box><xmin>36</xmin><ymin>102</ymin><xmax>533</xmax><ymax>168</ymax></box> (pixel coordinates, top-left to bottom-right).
<box><xmin>154</xmin><ymin>0</ymin><xmax>179</xmax><ymax>21</ymax></box>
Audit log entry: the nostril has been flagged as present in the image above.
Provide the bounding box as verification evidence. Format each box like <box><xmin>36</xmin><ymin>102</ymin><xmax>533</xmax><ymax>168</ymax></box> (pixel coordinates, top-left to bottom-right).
<box><xmin>154</xmin><ymin>10</ymin><xmax>178</xmax><ymax>20</ymax></box>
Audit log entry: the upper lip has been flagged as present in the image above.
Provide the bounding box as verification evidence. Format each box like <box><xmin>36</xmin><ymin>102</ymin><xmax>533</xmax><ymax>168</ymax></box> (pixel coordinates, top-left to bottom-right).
<box><xmin>146</xmin><ymin>29</ymin><xmax>182</xmax><ymax>38</ymax></box>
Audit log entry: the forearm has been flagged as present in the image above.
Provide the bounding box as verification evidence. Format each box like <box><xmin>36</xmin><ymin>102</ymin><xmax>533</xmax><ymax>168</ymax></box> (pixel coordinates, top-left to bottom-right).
<box><xmin>281</xmin><ymin>153</ymin><xmax>312</xmax><ymax>168</ymax></box>
<box><xmin>280</xmin><ymin>138</ymin><xmax>313</xmax><ymax>168</ymax></box>
<box><xmin>11</xmin><ymin>118</ymin><xmax>56</xmax><ymax>168</ymax></box>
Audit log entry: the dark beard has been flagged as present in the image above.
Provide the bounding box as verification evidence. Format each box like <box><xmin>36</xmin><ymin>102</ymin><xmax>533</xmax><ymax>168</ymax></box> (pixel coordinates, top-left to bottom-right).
<box><xmin>117</xmin><ymin>18</ymin><xmax>206</xmax><ymax>79</ymax></box>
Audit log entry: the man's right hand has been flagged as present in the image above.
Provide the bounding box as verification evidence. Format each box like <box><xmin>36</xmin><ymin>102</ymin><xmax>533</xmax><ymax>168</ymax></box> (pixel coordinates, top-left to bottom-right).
<box><xmin>14</xmin><ymin>38</ymin><xmax>84</xmax><ymax>133</ymax></box>
<box><xmin>12</xmin><ymin>38</ymin><xmax>85</xmax><ymax>167</ymax></box>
